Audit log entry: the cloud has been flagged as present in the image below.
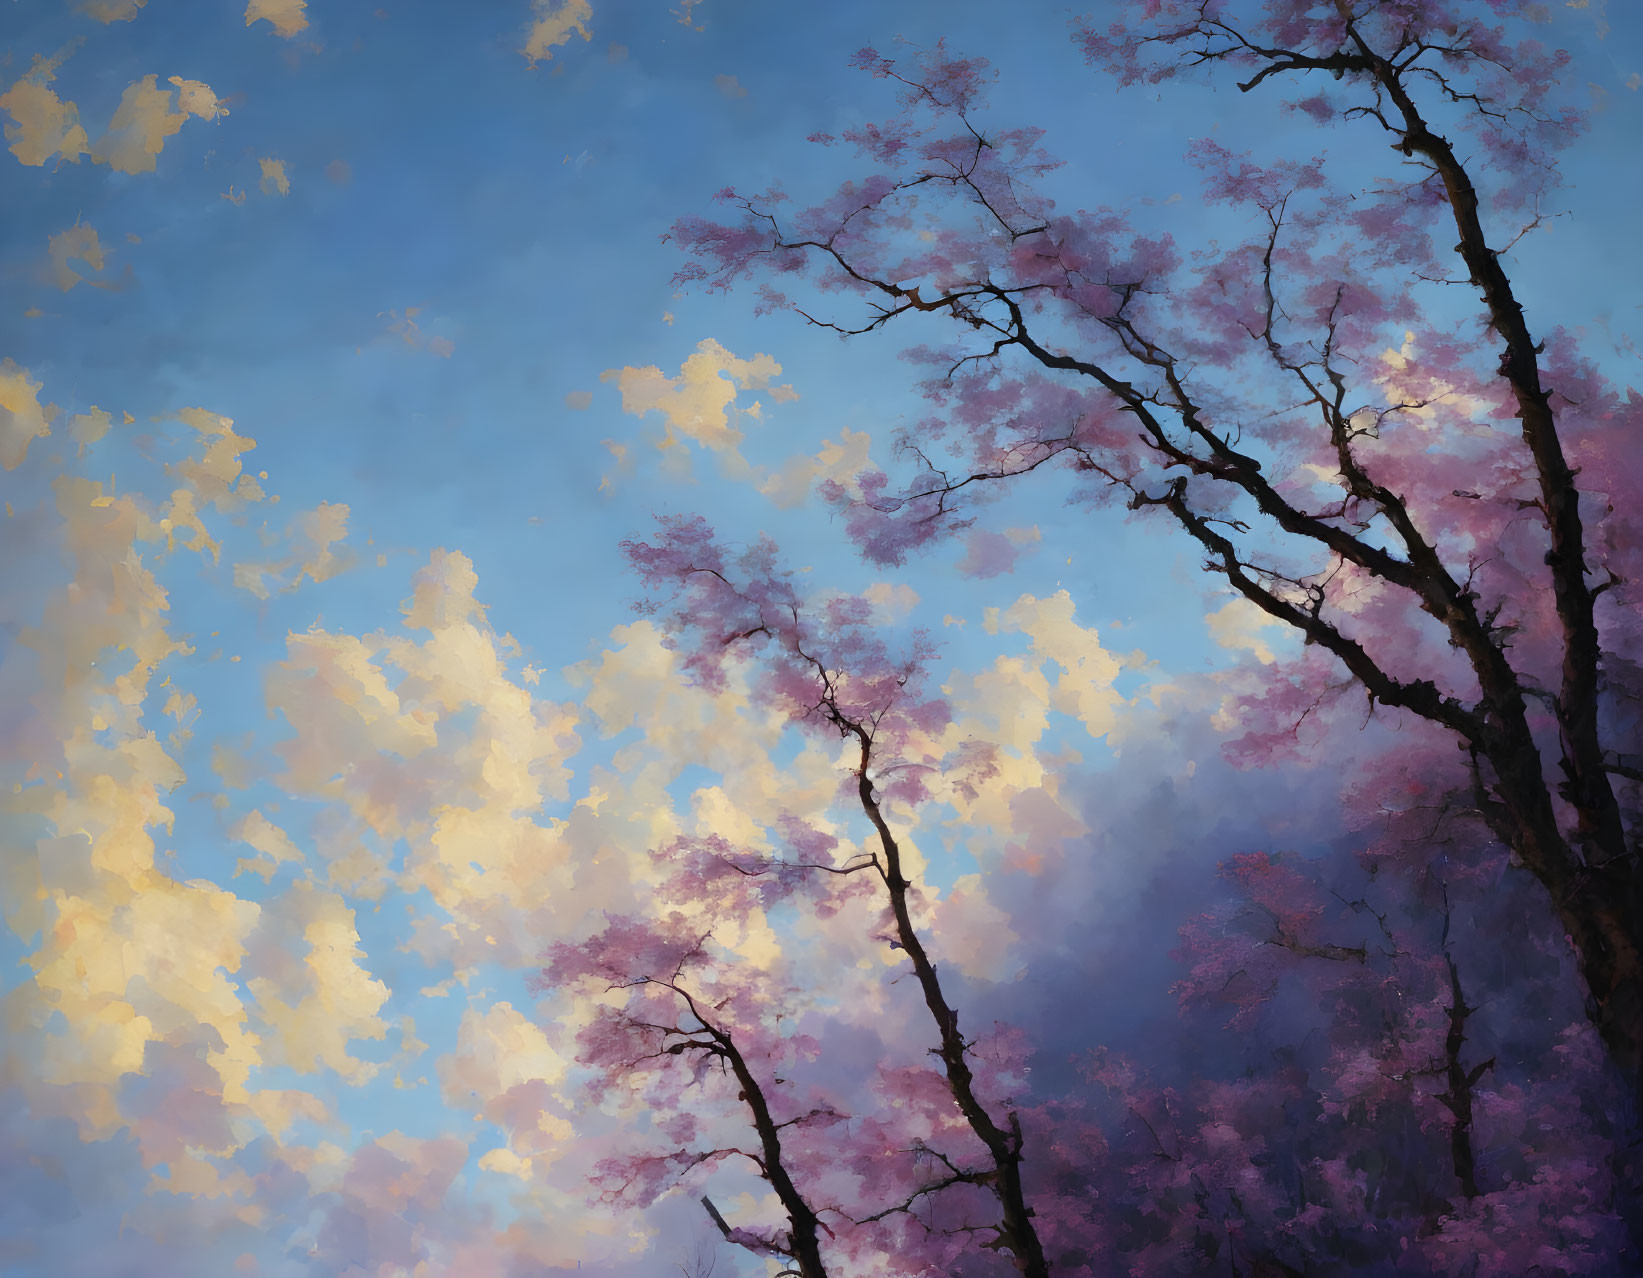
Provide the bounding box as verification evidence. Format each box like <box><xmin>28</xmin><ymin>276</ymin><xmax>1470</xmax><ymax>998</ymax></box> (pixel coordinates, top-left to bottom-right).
<box><xmin>12</xmin><ymin>681</ymin><xmax>263</xmax><ymax>1142</ymax></box>
<box><xmin>233</xmin><ymin>500</ymin><xmax>353</xmax><ymax>599</ymax></box>
<box><xmin>759</xmin><ymin>426</ymin><xmax>873</xmax><ymax>508</ymax></box>
<box><xmin>1205</xmin><ymin>597</ymin><xmax>1289</xmax><ymax>665</ymax></box>
<box><xmin>441</xmin><ymin>1002</ymin><xmax>568</xmax><ymax>1099</ymax></box>
<box><xmin>168</xmin><ymin>406</ymin><xmax>265</xmax><ymax>523</ymax></box>
<box><xmin>601</xmin><ymin>337</ymin><xmax>796</xmax><ymax>481</ymax></box>
<box><xmin>211</xmin><ymin>737</ymin><xmax>257</xmax><ymax>791</ymax></box>
<box><xmin>312</xmin><ymin>1133</ymin><xmax>470</xmax><ymax>1268</ymax></box>
<box><xmin>379</xmin><ymin>306</ymin><xmax>456</xmax><ymax>358</ymax></box>
<box><xmin>0</xmin><ymin>392</ymin><xmax>303</xmax><ymax>1157</ymax></box>
<box><xmin>1568</xmin><ymin>0</ymin><xmax>1611</xmax><ymax>40</ymax></box>
<box><xmin>68</xmin><ymin>406</ymin><xmax>129</xmax><ymax>455</ymax></box>
<box><xmin>521</xmin><ymin>0</ymin><xmax>592</xmax><ymax>65</ymax></box>
<box><xmin>3</xmin><ymin>57</ymin><xmax>221</xmax><ymax>173</ymax></box>
<box><xmin>564</xmin><ymin>390</ymin><xmax>593</xmax><ymax>410</ymax></box>
<box><xmin>0</xmin><ymin>52</ymin><xmax>90</xmax><ymax>167</ymax></box>
<box><xmin>437</xmin><ymin>1003</ymin><xmax>574</xmax><ymax>1171</ymax></box>
<box><xmin>89</xmin><ymin>75</ymin><xmax>222</xmax><ymax>176</ymax></box>
<box><xmin>863</xmin><ymin>580</ymin><xmax>920</xmax><ymax>623</ymax></box>
<box><xmin>245</xmin><ymin>883</ymin><xmax>390</xmax><ymax>1081</ymax></box>
<box><xmin>262</xmin><ymin>548</ymin><xmax>586</xmax><ymax>933</ymax></box>
<box><xmin>0</xmin><ymin>366</ymin><xmax>449</xmax><ymax>1214</ymax></box>
<box><xmin>245</xmin><ymin>0</ymin><xmax>309</xmax><ymax>38</ymax></box>
<box><xmin>46</xmin><ymin>221</ymin><xmax>107</xmax><ymax>290</ymax></box>
<box><xmin>0</xmin><ymin>368</ymin><xmax>666</xmax><ymax>1273</ymax></box>
<box><xmin>77</xmin><ymin>0</ymin><xmax>147</xmax><ymax>20</ymax></box>
<box><xmin>265</xmin><ymin>627</ymin><xmax>440</xmax><ymax>818</ymax></box>
<box><xmin>986</xmin><ymin>590</ymin><xmax>1129</xmax><ymax>739</ymax></box>
<box><xmin>257</xmin><ymin>156</ymin><xmax>290</xmax><ymax>196</ymax></box>
<box><xmin>32</xmin><ymin>874</ymin><xmax>263</xmax><ymax>1099</ymax></box>
<box><xmin>401</xmin><ymin>545</ymin><xmax>485</xmax><ymax>630</ymax></box>
<box><xmin>603</xmin><ymin>348</ymin><xmax>883</xmax><ymax>512</ymax></box>
<box><xmin>714</xmin><ymin>73</ymin><xmax>747</xmax><ymax>98</ymax></box>
<box><xmin>92</xmin><ymin>75</ymin><xmax>194</xmax><ymax>174</ymax></box>
<box><xmin>946</xmin><ymin>653</ymin><xmax>1053</xmax><ymax>756</ymax></box>
<box><xmin>932</xmin><ymin>874</ymin><xmax>1021</xmax><ymax>981</ymax></box>
<box><xmin>0</xmin><ymin>359</ymin><xmax>53</xmax><ymax>470</ymax></box>
<box><xmin>168</xmin><ymin>76</ymin><xmax>227</xmax><ymax>121</ymax></box>
<box><xmin>231</xmin><ymin>809</ymin><xmax>306</xmax><ymax>881</ymax></box>
<box><xmin>478</xmin><ymin>1146</ymin><xmax>534</xmax><ymax>1179</ymax></box>
<box><xmin>914</xmin><ymin>589</ymin><xmax>1145</xmax><ymax>869</ymax></box>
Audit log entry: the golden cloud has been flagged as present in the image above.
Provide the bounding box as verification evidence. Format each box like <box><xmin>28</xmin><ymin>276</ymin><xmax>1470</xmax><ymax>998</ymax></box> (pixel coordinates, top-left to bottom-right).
<box><xmin>169</xmin><ymin>76</ymin><xmax>228</xmax><ymax>122</ymax></box>
<box><xmin>0</xmin><ymin>51</ymin><xmax>90</xmax><ymax>167</ymax></box>
<box><xmin>0</xmin><ymin>365</ymin><xmax>431</xmax><ymax>1186</ymax></box>
<box><xmin>77</xmin><ymin>0</ymin><xmax>148</xmax><ymax>21</ymax></box>
<box><xmin>245</xmin><ymin>0</ymin><xmax>309</xmax><ymax>38</ymax></box>
<box><xmin>68</xmin><ymin>406</ymin><xmax>128</xmax><ymax>456</ymax></box>
<box><xmin>985</xmin><ymin>590</ymin><xmax>1128</xmax><ymax>739</ymax></box>
<box><xmin>600</xmin><ymin>337</ymin><xmax>796</xmax><ymax>485</ymax></box>
<box><xmin>261</xmin><ymin>549</ymin><xmax>586</xmax><ymax>946</ymax></box>
<box><xmin>758</xmin><ymin>425</ymin><xmax>873</xmax><ymax>508</ymax></box>
<box><xmin>1</xmin><ymin>397</ymin><xmax>289</xmax><ymax>1148</ymax></box>
<box><xmin>522</xmin><ymin>0</ymin><xmax>592</xmax><ymax>65</ymax></box>
<box><xmin>258</xmin><ymin>156</ymin><xmax>290</xmax><ymax>196</ymax></box>
<box><xmin>232</xmin><ymin>809</ymin><xmax>307</xmax><ymax>882</ymax></box>
<box><xmin>245</xmin><ymin>883</ymin><xmax>389</xmax><ymax>1082</ymax></box>
<box><xmin>439</xmin><ymin>1001</ymin><xmax>568</xmax><ymax>1101</ymax></box>
<box><xmin>233</xmin><ymin>500</ymin><xmax>352</xmax><ymax>599</ymax></box>
<box><xmin>3</xmin><ymin>58</ymin><xmax>221</xmax><ymax>174</ymax></box>
<box><xmin>170</xmin><ymin>407</ymin><xmax>263</xmax><ymax>512</ymax></box>
<box><xmin>603</xmin><ymin>336</ymin><xmax>794</xmax><ymax>453</ymax></box>
<box><xmin>0</xmin><ymin>359</ymin><xmax>53</xmax><ymax>470</ymax></box>
<box><xmin>92</xmin><ymin>75</ymin><xmax>189</xmax><ymax>174</ymax></box>
<box><xmin>1205</xmin><ymin>597</ymin><xmax>1288</xmax><ymax>665</ymax></box>
<box><xmin>47</xmin><ymin>222</ymin><xmax>105</xmax><ymax>290</ymax></box>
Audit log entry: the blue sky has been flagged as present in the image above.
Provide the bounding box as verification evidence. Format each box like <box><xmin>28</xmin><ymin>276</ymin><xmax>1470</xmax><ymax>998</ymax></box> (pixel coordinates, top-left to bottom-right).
<box><xmin>2</xmin><ymin>1</ymin><xmax>1639</xmax><ymax>1274</ymax></box>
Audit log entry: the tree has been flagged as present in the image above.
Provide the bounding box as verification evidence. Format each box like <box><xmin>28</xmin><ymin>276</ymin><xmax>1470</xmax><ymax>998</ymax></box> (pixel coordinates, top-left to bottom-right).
<box><xmin>667</xmin><ymin>1</ymin><xmax>1643</xmax><ymax>1098</ymax></box>
<box><xmin>544</xmin><ymin>841</ymin><xmax>845</xmax><ymax>1278</ymax></box>
<box><xmin>620</xmin><ymin>516</ymin><xmax>1055</xmax><ymax>1276</ymax></box>
<box><xmin>1088</xmin><ymin>834</ymin><xmax>1627</xmax><ymax>1275</ymax></box>
<box><xmin>547</xmin><ymin>518</ymin><xmax>1629</xmax><ymax>1272</ymax></box>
